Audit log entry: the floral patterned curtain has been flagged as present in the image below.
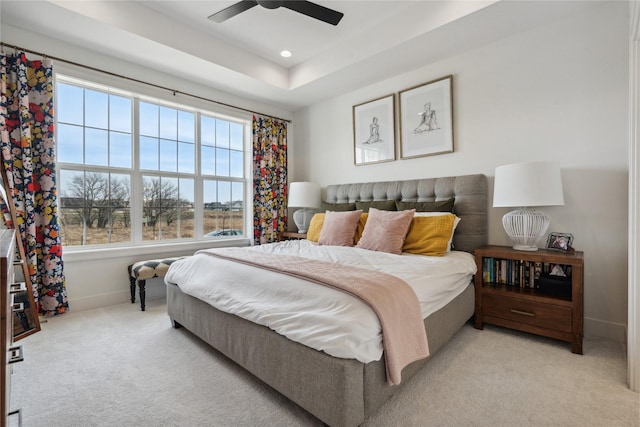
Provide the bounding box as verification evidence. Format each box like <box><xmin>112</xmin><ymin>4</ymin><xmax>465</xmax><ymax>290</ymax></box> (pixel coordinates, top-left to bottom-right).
<box><xmin>0</xmin><ymin>51</ymin><xmax>68</xmax><ymax>316</ymax></box>
<box><xmin>252</xmin><ymin>115</ymin><xmax>287</xmax><ymax>244</ymax></box>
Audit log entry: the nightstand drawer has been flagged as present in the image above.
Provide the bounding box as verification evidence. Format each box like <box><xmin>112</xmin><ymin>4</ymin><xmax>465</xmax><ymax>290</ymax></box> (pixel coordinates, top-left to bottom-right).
<box><xmin>483</xmin><ymin>294</ymin><xmax>572</xmax><ymax>333</ymax></box>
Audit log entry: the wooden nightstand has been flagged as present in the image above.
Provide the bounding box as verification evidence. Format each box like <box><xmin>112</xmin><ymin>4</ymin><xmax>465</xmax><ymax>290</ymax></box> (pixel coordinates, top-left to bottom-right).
<box><xmin>279</xmin><ymin>231</ymin><xmax>307</xmax><ymax>241</ymax></box>
<box><xmin>474</xmin><ymin>245</ymin><xmax>584</xmax><ymax>354</ymax></box>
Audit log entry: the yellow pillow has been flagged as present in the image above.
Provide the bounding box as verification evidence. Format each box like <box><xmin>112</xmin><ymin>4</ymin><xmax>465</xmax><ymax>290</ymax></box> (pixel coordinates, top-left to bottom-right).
<box><xmin>306</xmin><ymin>213</ymin><xmax>325</xmax><ymax>242</ymax></box>
<box><xmin>403</xmin><ymin>214</ymin><xmax>457</xmax><ymax>256</ymax></box>
<box><xmin>354</xmin><ymin>213</ymin><xmax>368</xmax><ymax>244</ymax></box>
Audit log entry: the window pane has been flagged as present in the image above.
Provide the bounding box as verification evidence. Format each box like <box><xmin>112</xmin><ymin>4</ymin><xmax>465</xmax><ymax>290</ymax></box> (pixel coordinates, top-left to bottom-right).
<box><xmin>110</xmin><ymin>173</ymin><xmax>130</xmax><ymax>208</ymax></box>
<box><xmin>179</xmin><ymin>178</ymin><xmax>194</xmax><ymax>238</ymax></box>
<box><xmin>230</xmin><ymin>122</ymin><xmax>243</xmax><ymax>151</ymax></box>
<box><xmin>229</xmin><ymin>150</ymin><xmax>243</xmax><ymax>178</ymax></box>
<box><xmin>231</xmin><ymin>181</ymin><xmax>244</xmax><ymax>235</ymax></box>
<box><xmin>201</xmin><ymin>145</ymin><xmax>215</xmax><ymax>176</ymax></box>
<box><xmin>159</xmin><ymin>139</ymin><xmax>177</xmax><ymax>172</ymax></box>
<box><xmin>203</xmin><ymin>179</ymin><xmax>217</xmax><ymax>236</ymax></box>
<box><xmin>159</xmin><ymin>106</ymin><xmax>177</xmax><ymax>140</ymax></box>
<box><xmin>110</xmin><ymin>131</ymin><xmax>131</xmax><ymax>168</ymax></box>
<box><xmin>142</xmin><ymin>176</ymin><xmax>180</xmax><ymax>241</ymax></box>
<box><xmin>140</xmin><ymin>136</ymin><xmax>158</xmax><ymax>170</ymax></box>
<box><xmin>110</xmin><ymin>95</ymin><xmax>131</xmax><ymax>132</ymax></box>
<box><xmin>160</xmin><ymin>177</ymin><xmax>178</xmax><ymax>240</ymax></box>
<box><xmin>85</xmin><ymin>90</ymin><xmax>108</xmax><ymax>129</ymax></box>
<box><xmin>85</xmin><ymin>128</ymin><xmax>108</xmax><ymax>166</ymax></box>
<box><xmin>201</xmin><ymin>116</ymin><xmax>216</xmax><ymax>146</ymax></box>
<box><xmin>58</xmin><ymin>170</ymin><xmax>132</xmax><ymax>245</ymax></box>
<box><xmin>59</xmin><ymin>169</ymin><xmax>84</xmax><ymax>246</ymax></box>
<box><xmin>139</xmin><ymin>102</ymin><xmax>158</xmax><ymax>137</ymax></box>
<box><xmin>178</xmin><ymin>110</ymin><xmax>195</xmax><ymax>143</ymax></box>
<box><xmin>106</xmin><ymin>173</ymin><xmax>130</xmax><ymax>244</ymax></box>
<box><xmin>57</xmin><ymin>124</ymin><xmax>84</xmax><ymax>164</ymax></box>
<box><xmin>216</xmin><ymin>119</ymin><xmax>229</xmax><ymax>148</ymax></box>
<box><xmin>216</xmin><ymin>148</ymin><xmax>230</xmax><ymax>176</ymax></box>
<box><xmin>142</xmin><ymin>176</ymin><xmax>161</xmax><ymax>241</ymax></box>
<box><xmin>57</xmin><ymin>83</ymin><xmax>83</xmax><ymax>125</ymax></box>
<box><xmin>178</xmin><ymin>142</ymin><xmax>194</xmax><ymax>174</ymax></box>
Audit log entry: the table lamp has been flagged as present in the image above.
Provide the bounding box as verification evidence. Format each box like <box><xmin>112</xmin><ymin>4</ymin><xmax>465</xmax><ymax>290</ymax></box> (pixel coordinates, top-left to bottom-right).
<box><xmin>493</xmin><ymin>162</ymin><xmax>564</xmax><ymax>251</ymax></box>
<box><xmin>288</xmin><ymin>182</ymin><xmax>321</xmax><ymax>233</ymax></box>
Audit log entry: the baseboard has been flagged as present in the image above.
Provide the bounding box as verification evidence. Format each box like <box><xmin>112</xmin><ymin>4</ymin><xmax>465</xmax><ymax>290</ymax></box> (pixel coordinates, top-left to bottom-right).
<box><xmin>585</xmin><ymin>316</ymin><xmax>627</xmax><ymax>343</ymax></box>
<box><xmin>68</xmin><ymin>277</ymin><xmax>167</xmax><ymax>313</ymax></box>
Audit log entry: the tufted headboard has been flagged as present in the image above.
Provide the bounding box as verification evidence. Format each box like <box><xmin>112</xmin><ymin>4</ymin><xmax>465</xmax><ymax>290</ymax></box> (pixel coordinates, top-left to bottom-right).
<box><xmin>325</xmin><ymin>174</ymin><xmax>488</xmax><ymax>253</ymax></box>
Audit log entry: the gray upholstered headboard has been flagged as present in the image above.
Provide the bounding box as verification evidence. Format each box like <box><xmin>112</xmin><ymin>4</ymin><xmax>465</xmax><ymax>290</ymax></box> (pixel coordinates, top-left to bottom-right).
<box><xmin>325</xmin><ymin>174</ymin><xmax>488</xmax><ymax>253</ymax></box>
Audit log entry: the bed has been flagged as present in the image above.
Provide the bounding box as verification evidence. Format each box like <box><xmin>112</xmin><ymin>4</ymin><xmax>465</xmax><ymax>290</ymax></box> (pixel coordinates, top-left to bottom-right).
<box><xmin>165</xmin><ymin>174</ymin><xmax>487</xmax><ymax>427</ymax></box>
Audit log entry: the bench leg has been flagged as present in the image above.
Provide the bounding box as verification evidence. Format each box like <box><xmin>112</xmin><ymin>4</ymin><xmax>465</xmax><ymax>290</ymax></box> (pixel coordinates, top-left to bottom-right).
<box><xmin>138</xmin><ymin>279</ymin><xmax>146</xmax><ymax>311</ymax></box>
<box><xmin>129</xmin><ymin>276</ymin><xmax>137</xmax><ymax>304</ymax></box>
<box><xmin>128</xmin><ymin>265</ymin><xmax>136</xmax><ymax>303</ymax></box>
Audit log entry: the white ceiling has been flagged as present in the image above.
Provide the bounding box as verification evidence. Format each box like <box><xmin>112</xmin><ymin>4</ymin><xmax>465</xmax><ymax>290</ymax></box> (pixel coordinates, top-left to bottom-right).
<box><xmin>1</xmin><ymin>1</ymin><xmax>599</xmax><ymax>111</ymax></box>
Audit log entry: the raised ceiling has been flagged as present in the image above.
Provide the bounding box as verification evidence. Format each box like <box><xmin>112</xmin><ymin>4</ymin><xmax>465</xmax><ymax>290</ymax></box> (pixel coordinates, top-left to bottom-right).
<box><xmin>1</xmin><ymin>1</ymin><xmax>599</xmax><ymax>111</ymax></box>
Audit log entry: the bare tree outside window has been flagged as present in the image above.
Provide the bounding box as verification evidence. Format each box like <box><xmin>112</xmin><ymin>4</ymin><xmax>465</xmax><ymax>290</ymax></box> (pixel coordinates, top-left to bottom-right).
<box><xmin>59</xmin><ymin>172</ymin><xmax>130</xmax><ymax>245</ymax></box>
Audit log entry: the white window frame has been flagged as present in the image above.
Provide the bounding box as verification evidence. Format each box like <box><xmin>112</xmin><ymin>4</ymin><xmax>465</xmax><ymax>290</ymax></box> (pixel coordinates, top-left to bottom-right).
<box><xmin>55</xmin><ymin>70</ymin><xmax>253</xmax><ymax>258</ymax></box>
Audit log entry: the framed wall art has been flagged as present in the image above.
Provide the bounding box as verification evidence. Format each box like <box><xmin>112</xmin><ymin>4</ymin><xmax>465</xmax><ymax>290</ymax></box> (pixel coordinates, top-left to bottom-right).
<box><xmin>399</xmin><ymin>75</ymin><xmax>453</xmax><ymax>159</ymax></box>
<box><xmin>352</xmin><ymin>94</ymin><xmax>396</xmax><ymax>166</ymax></box>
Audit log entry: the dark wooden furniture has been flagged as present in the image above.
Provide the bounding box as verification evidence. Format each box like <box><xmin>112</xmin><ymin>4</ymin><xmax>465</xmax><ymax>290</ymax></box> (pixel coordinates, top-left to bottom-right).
<box><xmin>0</xmin><ymin>229</ymin><xmax>24</xmax><ymax>426</ymax></box>
<box><xmin>474</xmin><ymin>245</ymin><xmax>584</xmax><ymax>354</ymax></box>
<box><xmin>0</xmin><ymin>166</ymin><xmax>40</xmax><ymax>342</ymax></box>
<box><xmin>279</xmin><ymin>231</ymin><xmax>307</xmax><ymax>241</ymax></box>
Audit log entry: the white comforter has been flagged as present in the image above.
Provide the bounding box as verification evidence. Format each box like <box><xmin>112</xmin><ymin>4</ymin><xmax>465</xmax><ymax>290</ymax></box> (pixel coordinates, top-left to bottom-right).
<box><xmin>165</xmin><ymin>240</ymin><xmax>476</xmax><ymax>363</ymax></box>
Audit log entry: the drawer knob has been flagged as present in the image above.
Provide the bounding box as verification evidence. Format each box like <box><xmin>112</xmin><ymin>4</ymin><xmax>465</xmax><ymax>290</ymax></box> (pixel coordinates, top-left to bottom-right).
<box><xmin>510</xmin><ymin>308</ymin><xmax>535</xmax><ymax>317</ymax></box>
<box><xmin>9</xmin><ymin>282</ymin><xmax>26</xmax><ymax>294</ymax></box>
<box><xmin>8</xmin><ymin>345</ymin><xmax>23</xmax><ymax>364</ymax></box>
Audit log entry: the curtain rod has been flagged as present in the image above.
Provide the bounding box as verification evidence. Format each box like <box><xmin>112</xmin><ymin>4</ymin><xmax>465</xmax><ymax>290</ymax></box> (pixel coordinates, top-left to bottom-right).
<box><xmin>0</xmin><ymin>42</ymin><xmax>291</xmax><ymax>123</ymax></box>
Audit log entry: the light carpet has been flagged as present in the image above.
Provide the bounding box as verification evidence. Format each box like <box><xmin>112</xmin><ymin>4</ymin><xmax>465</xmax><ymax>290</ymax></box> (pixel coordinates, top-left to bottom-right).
<box><xmin>8</xmin><ymin>299</ymin><xmax>640</xmax><ymax>426</ymax></box>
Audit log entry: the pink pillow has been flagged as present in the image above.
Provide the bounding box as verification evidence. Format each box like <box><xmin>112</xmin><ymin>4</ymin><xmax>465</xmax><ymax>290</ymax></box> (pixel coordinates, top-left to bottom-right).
<box><xmin>317</xmin><ymin>210</ymin><xmax>363</xmax><ymax>246</ymax></box>
<box><xmin>356</xmin><ymin>208</ymin><xmax>415</xmax><ymax>254</ymax></box>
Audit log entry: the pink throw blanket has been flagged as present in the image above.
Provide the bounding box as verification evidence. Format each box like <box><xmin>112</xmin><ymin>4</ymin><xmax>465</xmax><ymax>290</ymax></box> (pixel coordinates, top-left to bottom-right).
<box><xmin>197</xmin><ymin>248</ymin><xmax>430</xmax><ymax>386</ymax></box>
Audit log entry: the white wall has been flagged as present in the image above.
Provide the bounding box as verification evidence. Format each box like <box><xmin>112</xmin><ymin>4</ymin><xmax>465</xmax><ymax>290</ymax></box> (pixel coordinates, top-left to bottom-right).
<box><xmin>293</xmin><ymin>2</ymin><xmax>630</xmax><ymax>341</ymax></box>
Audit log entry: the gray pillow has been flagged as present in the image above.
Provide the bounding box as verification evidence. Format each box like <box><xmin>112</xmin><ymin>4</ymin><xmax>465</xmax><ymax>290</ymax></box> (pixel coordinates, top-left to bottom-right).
<box><xmin>396</xmin><ymin>198</ymin><xmax>455</xmax><ymax>213</ymax></box>
<box><xmin>320</xmin><ymin>201</ymin><xmax>356</xmax><ymax>212</ymax></box>
<box><xmin>355</xmin><ymin>200</ymin><xmax>397</xmax><ymax>213</ymax></box>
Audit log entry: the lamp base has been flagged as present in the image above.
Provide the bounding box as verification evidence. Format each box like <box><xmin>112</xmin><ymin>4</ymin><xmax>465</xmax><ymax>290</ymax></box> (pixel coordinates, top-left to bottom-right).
<box><xmin>511</xmin><ymin>244</ymin><xmax>540</xmax><ymax>252</ymax></box>
<box><xmin>502</xmin><ymin>208</ymin><xmax>550</xmax><ymax>251</ymax></box>
<box><xmin>293</xmin><ymin>208</ymin><xmax>314</xmax><ymax>233</ymax></box>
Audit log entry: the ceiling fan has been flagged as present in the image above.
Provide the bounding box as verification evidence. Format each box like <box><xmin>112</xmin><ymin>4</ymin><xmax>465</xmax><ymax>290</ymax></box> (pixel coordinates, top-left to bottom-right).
<box><xmin>208</xmin><ymin>1</ymin><xmax>344</xmax><ymax>26</ymax></box>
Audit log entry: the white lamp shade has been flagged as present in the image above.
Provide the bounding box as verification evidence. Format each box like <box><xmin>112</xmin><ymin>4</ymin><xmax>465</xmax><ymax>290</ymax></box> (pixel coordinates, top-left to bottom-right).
<box><xmin>493</xmin><ymin>162</ymin><xmax>564</xmax><ymax>208</ymax></box>
<box><xmin>288</xmin><ymin>182</ymin><xmax>321</xmax><ymax>208</ymax></box>
<box><xmin>288</xmin><ymin>182</ymin><xmax>321</xmax><ymax>233</ymax></box>
<box><xmin>493</xmin><ymin>162</ymin><xmax>564</xmax><ymax>251</ymax></box>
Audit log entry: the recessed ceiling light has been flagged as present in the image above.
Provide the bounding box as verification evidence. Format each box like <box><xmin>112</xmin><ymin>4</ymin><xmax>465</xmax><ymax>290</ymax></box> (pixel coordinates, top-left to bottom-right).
<box><xmin>280</xmin><ymin>50</ymin><xmax>292</xmax><ymax>58</ymax></box>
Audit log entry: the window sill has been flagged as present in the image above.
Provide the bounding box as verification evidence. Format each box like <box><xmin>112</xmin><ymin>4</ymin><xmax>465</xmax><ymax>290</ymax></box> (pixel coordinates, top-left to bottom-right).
<box><xmin>62</xmin><ymin>238</ymin><xmax>252</xmax><ymax>262</ymax></box>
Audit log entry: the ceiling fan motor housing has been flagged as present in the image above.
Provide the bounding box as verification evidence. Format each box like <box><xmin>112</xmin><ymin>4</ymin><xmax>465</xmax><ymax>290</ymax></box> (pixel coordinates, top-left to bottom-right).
<box><xmin>257</xmin><ymin>1</ymin><xmax>283</xmax><ymax>9</ymax></box>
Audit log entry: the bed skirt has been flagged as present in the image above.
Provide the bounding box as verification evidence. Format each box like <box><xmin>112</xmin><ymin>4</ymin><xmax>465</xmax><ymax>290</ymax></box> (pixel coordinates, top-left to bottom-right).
<box><xmin>167</xmin><ymin>281</ymin><xmax>474</xmax><ymax>427</ymax></box>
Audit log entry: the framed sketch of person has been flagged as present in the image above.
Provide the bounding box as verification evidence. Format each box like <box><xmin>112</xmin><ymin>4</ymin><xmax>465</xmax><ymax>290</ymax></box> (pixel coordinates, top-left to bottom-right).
<box><xmin>399</xmin><ymin>75</ymin><xmax>453</xmax><ymax>159</ymax></box>
<box><xmin>352</xmin><ymin>94</ymin><xmax>396</xmax><ymax>166</ymax></box>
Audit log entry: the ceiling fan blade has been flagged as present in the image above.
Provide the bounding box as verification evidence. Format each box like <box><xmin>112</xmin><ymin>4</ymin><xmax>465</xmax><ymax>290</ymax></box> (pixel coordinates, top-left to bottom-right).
<box><xmin>208</xmin><ymin>0</ymin><xmax>258</xmax><ymax>23</ymax></box>
<box><xmin>283</xmin><ymin>1</ymin><xmax>344</xmax><ymax>26</ymax></box>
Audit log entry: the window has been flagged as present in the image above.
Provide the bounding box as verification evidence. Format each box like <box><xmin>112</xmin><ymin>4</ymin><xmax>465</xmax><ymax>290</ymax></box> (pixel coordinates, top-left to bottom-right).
<box><xmin>56</xmin><ymin>77</ymin><xmax>247</xmax><ymax>248</ymax></box>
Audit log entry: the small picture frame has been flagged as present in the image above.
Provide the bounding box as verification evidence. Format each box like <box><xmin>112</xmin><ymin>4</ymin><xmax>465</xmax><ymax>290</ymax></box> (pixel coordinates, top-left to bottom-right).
<box><xmin>399</xmin><ymin>75</ymin><xmax>453</xmax><ymax>159</ymax></box>
<box><xmin>546</xmin><ymin>232</ymin><xmax>574</xmax><ymax>252</ymax></box>
<box><xmin>353</xmin><ymin>94</ymin><xmax>396</xmax><ymax>166</ymax></box>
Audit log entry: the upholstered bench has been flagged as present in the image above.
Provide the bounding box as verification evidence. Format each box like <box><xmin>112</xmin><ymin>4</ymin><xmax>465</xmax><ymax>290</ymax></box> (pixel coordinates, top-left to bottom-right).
<box><xmin>128</xmin><ymin>257</ymin><xmax>187</xmax><ymax>311</ymax></box>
